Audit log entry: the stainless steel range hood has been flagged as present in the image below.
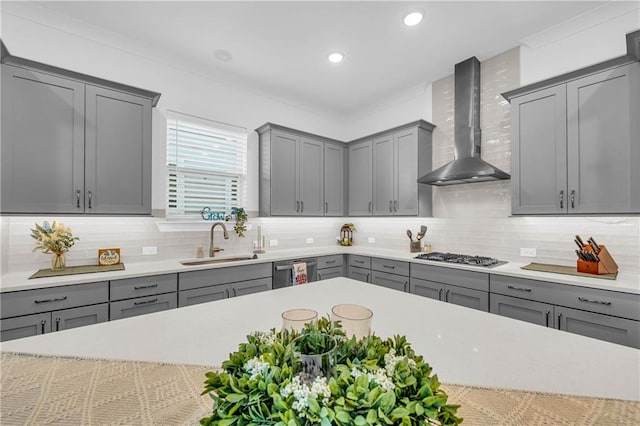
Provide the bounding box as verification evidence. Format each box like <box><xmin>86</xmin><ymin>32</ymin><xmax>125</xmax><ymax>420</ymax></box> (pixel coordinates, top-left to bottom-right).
<box><xmin>418</xmin><ymin>57</ymin><xmax>510</xmax><ymax>186</ymax></box>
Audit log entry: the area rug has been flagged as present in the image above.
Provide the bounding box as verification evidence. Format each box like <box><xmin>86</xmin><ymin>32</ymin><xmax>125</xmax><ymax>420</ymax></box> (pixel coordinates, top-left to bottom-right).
<box><xmin>1</xmin><ymin>352</ymin><xmax>638</xmax><ymax>425</ymax></box>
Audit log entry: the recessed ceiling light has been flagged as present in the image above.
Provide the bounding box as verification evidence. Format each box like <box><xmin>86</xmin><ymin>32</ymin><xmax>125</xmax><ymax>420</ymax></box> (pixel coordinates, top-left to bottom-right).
<box><xmin>328</xmin><ymin>51</ymin><xmax>345</xmax><ymax>64</ymax></box>
<box><xmin>214</xmin><ymin>49</ymin><xmax>232</xmax><ymax>62</ymax></box>
<box><xmin>403</xmin><ymin>10</ymin><xmax>424</xmax><ymax>27</ymax></box>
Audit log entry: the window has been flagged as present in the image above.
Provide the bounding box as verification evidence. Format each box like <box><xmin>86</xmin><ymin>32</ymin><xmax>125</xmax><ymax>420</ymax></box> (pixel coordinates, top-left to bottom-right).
<box><xmin>167</xmin><ymin>111</ymin><xmax>247</xmax><ymax>219</ymax></box>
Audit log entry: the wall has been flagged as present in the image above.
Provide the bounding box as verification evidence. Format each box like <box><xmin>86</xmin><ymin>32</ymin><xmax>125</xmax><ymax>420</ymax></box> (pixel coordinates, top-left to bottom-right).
<box><xmin>1</xmin><ymin>3</ymin><xmax>639</xmax><ymax>278</ymax></box>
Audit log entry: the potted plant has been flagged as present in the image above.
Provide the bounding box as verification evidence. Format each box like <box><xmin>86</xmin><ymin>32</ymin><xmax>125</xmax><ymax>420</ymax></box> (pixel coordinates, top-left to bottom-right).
<box><xmin>226</xmin><ymin>207</ymin><xmax>248</xmax><ymax>237</ymax></box>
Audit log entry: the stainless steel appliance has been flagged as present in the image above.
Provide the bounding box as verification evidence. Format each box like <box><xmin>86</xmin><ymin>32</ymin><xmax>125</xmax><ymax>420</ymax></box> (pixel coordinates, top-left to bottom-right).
<box><xmin>273</xmin><ymin>258</ymin><xmax>318</xmax><ymax>289</ymax></box>
<box><xmin>414</xmin><ymin>252</ymin><xmax>507</xmax><ymax>268</ymax></box>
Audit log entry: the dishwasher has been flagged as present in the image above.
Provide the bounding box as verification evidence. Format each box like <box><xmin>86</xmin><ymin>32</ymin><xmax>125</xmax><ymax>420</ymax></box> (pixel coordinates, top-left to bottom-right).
<box><xmin>273</xmin><ymin>258</ymin><xmax>318</xmax><ymax>289</ymax></box>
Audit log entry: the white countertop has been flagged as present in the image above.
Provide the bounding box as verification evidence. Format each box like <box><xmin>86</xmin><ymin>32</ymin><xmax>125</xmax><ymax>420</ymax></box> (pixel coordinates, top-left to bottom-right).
<box><xmin>2</xmin><ymin>245</ymin><xmax>638</xmax><ymax>294</ymax></box>
<box><xmin>1</xmin><ymin>278</ymin><xmax>638</xmax><ymax>401</ymax></box>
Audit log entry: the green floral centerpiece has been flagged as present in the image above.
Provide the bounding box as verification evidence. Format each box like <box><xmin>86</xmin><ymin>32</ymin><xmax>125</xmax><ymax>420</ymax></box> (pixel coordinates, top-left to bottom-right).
<box><xmin>31</xmin><ymin>221</ymin><xmax>79</xmax><ymax>271</ymax></box>
<box><xmin>201</xmin><ymin>318</ymin><xmax>462</xmax><ymax>425</ymax></box>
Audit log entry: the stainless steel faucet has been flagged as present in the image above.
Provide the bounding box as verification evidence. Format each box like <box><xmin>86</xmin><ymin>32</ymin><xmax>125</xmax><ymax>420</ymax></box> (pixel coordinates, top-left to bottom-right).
<box><xmin>209</xmin><ymin>221</ymin><xmax>230</xmax><ymax>257</ymax></box>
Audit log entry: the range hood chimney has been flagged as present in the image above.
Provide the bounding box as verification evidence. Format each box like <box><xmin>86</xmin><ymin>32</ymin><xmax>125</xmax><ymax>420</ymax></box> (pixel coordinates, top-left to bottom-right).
<box><xmin>418</xmin><ymin>56</ymin><xmax>510</xmax><ymax>186</ymax></box>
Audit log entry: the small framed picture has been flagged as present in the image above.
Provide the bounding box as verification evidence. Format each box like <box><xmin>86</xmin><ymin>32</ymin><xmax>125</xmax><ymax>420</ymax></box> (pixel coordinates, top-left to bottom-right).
<box><xmin>98</xmin><ymin>248</ymin><xmax>121</xmax><ymax>266</ymax></box>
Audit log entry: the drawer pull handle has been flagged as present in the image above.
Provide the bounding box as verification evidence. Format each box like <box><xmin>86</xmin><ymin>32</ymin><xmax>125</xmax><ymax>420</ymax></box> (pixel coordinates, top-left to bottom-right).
<box><xmin>507</xmin><ymin>285</ymin><xmax>532</xmax><ymax>292</ymax></box>
<box><xmin>35</xmin><ymin>296</ymin><xmax>68</xmax><ymax>304</ymax></box>
<box><xmin>326</xmin><ymin>260</ymin><xmax>337</xmax><ymax>264</ymax></box>
<box><xmin>134</xmin><ymin>283</ymin><xmax>158</xmax><ymax>290</ymax></box>
<box><xmin>445</xmin><ymin>289</ymin><xmax>450</xmax><ymax>302</ymax></box>
<box><xmin>354</xmin><ymin>260</ymin><xmax>365</xmax><ymax>264</ymax></box>
<box><xmin>88</xmin><ymin>191</ymin><xmax>93</xmax><ymax>209</ymax></box>
<box><xmin>570</xmin><ymin>190</ymin><xmax>575</xmax><ymax>209</ymax></box>
<box><xmin>368</xmin><ymin>201</ymin><xmax>372</xmax><ymax>213</ymax></box>
<box><xmin>134</xmin><ymin>298</ymin><xmax>158</xmax><ymax>306</ymax></box>
<box><xmin>557</xmin><ymin>313</ymin><xmax>562</xmax><ymax>330</ymax></box>
<box><xmin>40</xmin><ymin>320</ymin><xmax>47</xmax><ymax>335</ymax></box>
<box><xmin>438</xmin><ymin>288</ymin><xmax>443</xmax><ymax>300</ymax></box>
<box><xmin>545</xmin><ymin>310</ymin><xmax>550</xmax><ymax>327</ymax></box>
<box><xmin>56</xmin><ymin>317</ymin><xmax>61</xmax><ymax>332</ymax></box>
<box><xmin>382</xmin><ymin>265</ymin><xmax>396</xmax><ymax>269</ymax></box>
<box><xmin>559</xmin><ymin>190</ymin><xmax>564</xmax><ymax>209</ymax></box>
<box><xmin>578</xmin><ymin>297</ymin><xmax>611</xmax><ymax>306</ymax></box>
<box><xmin>76</xmin><ymin>189</ymin><xmax>81</xmax><ymax>208</ymax></box>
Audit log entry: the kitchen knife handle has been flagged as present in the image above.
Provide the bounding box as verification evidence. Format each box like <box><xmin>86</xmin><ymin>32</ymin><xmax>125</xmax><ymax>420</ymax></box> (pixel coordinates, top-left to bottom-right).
<box><xmin>570</xmin><ymin>190</ymin><xmax>575</xmax><ymax>209</ymax></box>
<box><xmin>578</xmin><ymin>297</ymin><xmax>611</xmax><ymax>306</ymax></box>
<box><xmin>88</xmin><ymin>191</ymin><xmax>93</xmax><ymax>209</ymax></box>
<box><xmin>559</xmin><ymin>190</ymin><xmax>564</xmax><ymax>209</ymax></box>
<box><xmin>76</xmin><ymin>189</ymin><xmax>81</xmax><ymax>208</ymax></box>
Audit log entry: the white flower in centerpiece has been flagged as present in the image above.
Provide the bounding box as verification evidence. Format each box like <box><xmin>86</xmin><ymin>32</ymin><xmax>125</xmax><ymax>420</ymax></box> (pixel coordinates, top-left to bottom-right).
<box><xmin>243</xmin><ymin>356</ymin><xmax>270</xmax><ymax>380</ymax></box>
<box><xmin>282</xmin><ymin>375</ymin><xmax>331</xmax><ymax>412</ymax></box>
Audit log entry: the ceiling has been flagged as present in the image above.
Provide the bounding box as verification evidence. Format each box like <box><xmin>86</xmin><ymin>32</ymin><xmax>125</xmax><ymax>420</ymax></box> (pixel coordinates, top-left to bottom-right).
<box><xmin>23</xmin><ymin>1</ymin><xmax>612</xmax><ymax>115</ymax></box>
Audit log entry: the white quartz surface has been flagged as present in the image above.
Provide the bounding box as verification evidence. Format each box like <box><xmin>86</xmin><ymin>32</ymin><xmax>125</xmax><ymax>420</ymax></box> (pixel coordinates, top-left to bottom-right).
<box><xmin>1</xmin><ymin>246</ymin><xmax>638</xmax><ymax>294</ymax></box>
<box><xmin>1</xmin><ymin>278</ymin><xmax>638</xmax><ymax>401</ymax></box>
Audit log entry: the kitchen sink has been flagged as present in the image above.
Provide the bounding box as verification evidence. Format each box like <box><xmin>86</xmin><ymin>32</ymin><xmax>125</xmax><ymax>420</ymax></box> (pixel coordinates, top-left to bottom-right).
<box><xmin>180</xmin><ymin>254</ymin><xmax>258</xmax><ymax>266</ymax></box>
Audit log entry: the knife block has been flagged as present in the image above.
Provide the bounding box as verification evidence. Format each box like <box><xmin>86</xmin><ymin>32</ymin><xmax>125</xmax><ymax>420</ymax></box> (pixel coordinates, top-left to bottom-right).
<box><xmin>576</xmin><ymin>245</ymin><xmax>618</xmax><ymax>275</ymax></box>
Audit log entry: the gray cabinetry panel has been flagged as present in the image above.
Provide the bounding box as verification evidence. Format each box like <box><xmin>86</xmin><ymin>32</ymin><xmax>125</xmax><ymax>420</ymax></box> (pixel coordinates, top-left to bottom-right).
<box><xmin>110</xmin><ymin>293</ymin><xmax>177</xmax><ymax>320</ymax></box>
<box><xmin>318</xmin><ymin>266</ymin><xmax>344</xmax><ymax>281</ymax></box>
<box><xmin>1</xmin><ymin>65</ymin><xmax>85</xmax><ymax>214</ymax></box>
<box><xmin>446</xmin><ymin>285</ymin><xmax>489</xmax><ymax>312</ymax></box>
<box><xmin>371</xmin><ymin>257</ymin><xmax>409</xmax><ymax>276</ymax></box>
<box><xmin>409</xmin><ymin>278</ymin><xmax>442</xmax><ymax>301</ymax></box>
<box><xmin>53</xmin><ymin>303</ymin><xmax>109</xmax><ymax>331</ymax></box>
<box><xmin>230</xmin><ymin>277</ymin><xmax>272</xmax><ymax>298</ymax></box>
<box><xmin>318</xmin><ymin>255</ymin><xmax>344</xmax><ymax>269</ymax></box>
<box><xmin>370</xmin><ymin>270</ymin><xmax>408</xmax><ymax>292</ymax></box>
<box><xmin>0</xmin><ymin>281</ymin><xmax>109</xmax><ymax>319</ymax></box>
<box><xmin>347</xmin><ymin>255</ymin><xmax>371</xmax><ymax>269</ymax></box>
<box><xmin>179</xmin><ymin>263</ymin><xmax>272</xmax><ymax>291</ymax></box>
<box><xmin>372</xmin><ymin>134</ymin><xmax>394</xmax><ymax>216</ymax></box>
<box><xmin>110</xmin><ymin>274</ymin><xmax>177</xmax><ymax>301</ymax></box>
<box><xmin>410</xmin><ymin>263</ymin><xmax>489</xmax><ymax>292</ymax></box>
<box><xmin>179</xmin><ymin>285</ymin><xmax>228</xmax><ymax>307</ymax></box>
<box><xmin>0</xmin><ymin>312</ymin><xmax>51</xmax><ymax>341</ymax></box>
<box><xmin>269</xmin><ymin>130</ymin><xmax>298</xmax><ymax>215</ymax></box>
<box><xmin>347</xmin><ymin>266</ymin><xmax>370</xmax><ymax>283</ymax></box>
<box><xmin>324</xmin><ymin>143</ymin><xmax>345</xmax><ymax>216</ymax></box>
<box><xmin>394</xmin><ymin>128</ymin><xmax>419</xmax><ymax>215</ymax></box>
<box><xmin>556</xmin><ymin>306</ymin><xmax>639</xmax><ymax>349</ymax></box>
<box><xmin>85</xmin><ymin>85</ymin><xmax>152</xmax><ymax>214</ymax></box>
<box><xmin>566</xmin><ymin>63</ymin><xmax>640</xmax><ymax>213</ymax></box>
<box><xmin>298</xmin><ymin>137</ymin><xmax>324</xmax><ymax>216</ymax></box>
<box><xmin>510</xmin><ymin>85</ymin><xmax>567</xmax><ymax>214</ymax></box>
<box><xmin>490</xmin><ymin>293</ymin><xmax>554</xmax><ymax>327</ymax></box>
<box><xmin>348</xmin><ymin>140</ymin><xmax>373</xmax><ymax>216</ymax></box>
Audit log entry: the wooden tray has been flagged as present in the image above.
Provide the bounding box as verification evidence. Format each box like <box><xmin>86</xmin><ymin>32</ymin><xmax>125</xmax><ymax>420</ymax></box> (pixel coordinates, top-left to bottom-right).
<box><xmin>521</xmin><ymin>262</ymin><xmax>617</xmax><ymax>280</ymax></box>
<box><xmin>29</xmin><ymin>263</ymin><xmax>125</xmax><ymax>279</ymax></box>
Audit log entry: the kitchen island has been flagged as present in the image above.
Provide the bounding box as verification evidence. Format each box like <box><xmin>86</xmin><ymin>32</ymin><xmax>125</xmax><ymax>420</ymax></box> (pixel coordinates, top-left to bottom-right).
<box><xmin>2</xmin><ymin>278</ymin><xmax>638</xmax><ymax>403</ymax></box>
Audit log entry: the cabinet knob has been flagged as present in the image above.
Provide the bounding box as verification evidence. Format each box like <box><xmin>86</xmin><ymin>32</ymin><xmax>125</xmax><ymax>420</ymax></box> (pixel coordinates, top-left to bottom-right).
<box><xmin>368</xmin><ymin>201</ymin><xmax>372</xmax><ymax>213</ymax></box>
<box><xmin>76</xmin><ymin>189</ymin><xmax>81</xmax><ymax>208</ymax></box>
<box><xmin>389</xmin><ymin>200</ymin><xmax>393</xmax><ymax>212</ymax></box>
<box><xmin>559</xmin><ymin>190</ymin><xmax>564</xmax><ymax>209</ymax></box>
<box><xmin>570</xmin><ymin>190</ymin><xmax>575</xmax><ymax>209</ymax></box>
<box><xmin>88</xmin><ymin>191</ymin><xmax>93</xmax><ymax>209</ymax></box>
<box><xmin>40</xmin><ymin>319</ymin><xmax>47</xmax><ymax>335</ymax></box>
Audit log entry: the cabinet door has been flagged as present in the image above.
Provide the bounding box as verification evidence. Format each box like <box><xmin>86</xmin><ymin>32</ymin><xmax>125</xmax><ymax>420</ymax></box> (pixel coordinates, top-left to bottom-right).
<box><xmin>1</xmin><ymin>65</ymin><xmax>85</xmax><ymax>214</ymax></box>
<box><xmin>317</xmin><ymin>266</ymin><xmax>344</xmax><ymax>281</ymax></box>
<box><xmin>566</xmin><ymin>63</ymin><xmax>640</xmax><ymax>214</ymax></box>
<box><xmin>52</xmin><ymin>303</ymin><xmax>109</xmax><ymax>332</ymax></box>
<box><xmin>348</xmin><ymin>140</ymin><xmax>373</xmax><ymax>215</ymax></box>
<box><xmin>85</xmin><ymin>86</ymin><xmax>152</xmax><ymax>214</ymax></box>
<box><xmin>270</xmin><ymin>131</ymin><xmax>299</xmax><ymax>215</ymax></box>
<box><xmin>298</xmin><ymin>137</ymin><xmax>324</xmax><ymax>216</ymax></box>
<box><xmin>555</xmin><ymin>306</ymin><xmax>640</xmax><ymax>349</ymax></box>
<box><xmin>230</xmin><ymin>277</ymin><xmax>272</xmax><ymax>298</ymax></box>
<box><xmin>409</xmin><ymin>278</ymin><xmax>443</xmax><ymax>301</ymax></box>
<box><xmin>179</xmin><ymin>285</ymin><xmax>229</xmax><ymax>307</ymax></box>
<box><xmin>0</xmin><ymin>312</ymin><xmax>51</xmax><ymax>341</ymax></box>
<box><xmin>510</xmin><ymin>85</ymin><xmax>567</xmax><ymax>214</ymax></box>
<box><xmin>110</xmin><ymin>293</ymin><xmax>177</xmax><ymax>320</ymax></box>
<box><xmin>445</xmin><ymin>285</ymin><xmax>489</xmax><ymax>312</ymax></box>
<box><xmin>372</xmin><ymin>135</ymin><xmax>394</xmax><ymax>215</ymax></box>
<box><xmin>490</xmin><ymin>294</ymin><xmax>554</xmax><ymax>327</ymax></box>
<box><xmin>371</xmin><ymin>271</ymin><xmax>408</xmax><ymax>292</ymax></box>
<box><xmin>324</xmin><ymin>143</ymin><xmax>344</xmax><ymax>216</ymax></box>
<box><xmin>347</xmin><ymin>266</ymin><xmax>370</xmax><ymax>283</ymax></box>
<box><xmin>394</xmin><ymin>129</ymin><xmax>418</xmax><ymax>215</ymax></box>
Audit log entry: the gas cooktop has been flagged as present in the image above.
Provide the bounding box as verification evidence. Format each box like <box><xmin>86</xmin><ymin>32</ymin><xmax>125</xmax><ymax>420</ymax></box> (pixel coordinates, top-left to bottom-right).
<box><xmin>414</xmin><ymin>252</ymin><xmax>507</xmax><ymax>268</ymax></box>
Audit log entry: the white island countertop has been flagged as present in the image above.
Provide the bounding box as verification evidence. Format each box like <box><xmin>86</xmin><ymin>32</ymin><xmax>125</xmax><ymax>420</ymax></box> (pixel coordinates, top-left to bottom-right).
<box><xmin>2</xmin><ymin>245</ymin><xmax>639</xmax><ymax>294</ymax></box>
<box><xmin>2</xmin><ymin>278</ymin><xmax>638</xmax><ymax>402</ymax></box>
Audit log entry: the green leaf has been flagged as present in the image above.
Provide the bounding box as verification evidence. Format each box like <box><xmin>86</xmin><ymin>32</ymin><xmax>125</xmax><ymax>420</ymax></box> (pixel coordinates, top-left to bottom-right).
<box><xmin>366</xmin><ymin>409</ymin><xmax>378</xmax><ymax>424</ymax></box>
<box><xmin>335</xmin><ymin>409</ymin><xmax>352</xmax><ymax>424</ymax></box>
<box><xmin>226</xmin><ymin>393</ymin><xmax>246</xmax><ymax>403</ymax></box>
<box><xmin>354</xmin><ymin>415</ymin><xmax>367</xmax><ymax>426</ymax></box>
<box><xmin>308</xmin><ymin>397</ymin><xmax>321</xmax><ymax>414</ymax></box>
<box><xmin>391</xmin><ymin>406</ymin><xmax>410</xmax><ymax>420</ymax></box>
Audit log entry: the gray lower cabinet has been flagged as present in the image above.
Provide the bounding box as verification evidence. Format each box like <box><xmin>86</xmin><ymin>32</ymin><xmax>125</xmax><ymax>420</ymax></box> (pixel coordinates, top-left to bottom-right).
<box><xmin>178</xmin><ymin>263</ymin><xmax>272</xmax><ymax>307</ymax></box>
<box><xmin>410</xmin><ymin>263</ymin><xmax>489</xmax><ymax>312</ymax></box>
<box><xmin>1</xmin><ymin>59</ymin><xmax>158</xmax><ymax>215</ymax></box>
<box><xmin>370</xmin><ymin>257</ymin><xmax>409</xmax><ymax>292</ymax></box>
<box><xmin>257</xmin><ymin>123</ymin><xmax>344</xmax><ymax>217</ymax></box>
<box><xmin>346</xmin><ymin>255</ymin><xmax>371</xmax><ymax>282</ymax></box>
<box><xmin>317</xmin><ymin>255</ymin><xmax>345</xmax><ymax>281</ymax></box>
<box><xmin>490</xmin><ymin>275</ymin><xmax>640</xmax><ymax>348</ymax></box>
<box><xmin>507</xmin><ymin>61</ymin><xmax>640</xmax><ymax>214</ymax></box>
<box><xmin>109</xmin><ymin>274</ymin><xmax>178</xmax><ymax>320</ymax></box>
<box><xmin>318</xmin><ymin>267</ymin><xmax>343</xmax><ymax>281</ymax></box>
<box><xmin>0</xmin><ymin>281</ymin><xmax>109</xmax><ymax>341</ymax></box>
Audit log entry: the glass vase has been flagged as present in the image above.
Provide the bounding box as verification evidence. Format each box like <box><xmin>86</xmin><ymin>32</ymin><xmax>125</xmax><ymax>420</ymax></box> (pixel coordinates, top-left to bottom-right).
<box><xmin>294</xmin><ymin>335</ymin><xmax>336</xmax><ymax>384</ymax></box>
<box><xmin>51</xmin><ymin>252</ymin><xmax>66</xmax><ymax>271</ymax></box>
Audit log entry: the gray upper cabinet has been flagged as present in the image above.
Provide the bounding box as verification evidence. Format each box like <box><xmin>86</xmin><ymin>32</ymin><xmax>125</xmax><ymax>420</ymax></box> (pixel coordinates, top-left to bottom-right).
<box><xmin>1</xmin><ymin>65</ymin><xmax>85</xmax><ymax>214</ymax></box>
<box><xmin>257</xmin><ymin>123</ymin><xmax>344</xmax><ymax>216</ymax></box>
<box><xmin>348</xmin><ymin>140</ymin><xmax>373</xmax><ymax>216</ymax></box>
<box><xmin>324</xmin><ymin>143</ymin><xmax>345</xmax><ymax>216</ymax></box>
<box><xmin>351</xmin><ymin>121</ymin><xmax>434</xmax><ymax>217</ymax></box>
<box><xmin>1</xmin><ymin>56</ymin><xmax>159</xmax><ymax>215</ymax></box>
<box><xmin>506</xmin><ymin>61</ymin><xmax>640</xmax><ymax>215</ymax></box>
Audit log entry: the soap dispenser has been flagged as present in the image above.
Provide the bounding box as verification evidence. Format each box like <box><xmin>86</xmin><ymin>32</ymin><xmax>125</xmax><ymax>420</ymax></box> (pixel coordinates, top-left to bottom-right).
<box><xmin>196</xmin><ymin>242</ymin><xmax>204</xmax><ymax>258</ymax></box>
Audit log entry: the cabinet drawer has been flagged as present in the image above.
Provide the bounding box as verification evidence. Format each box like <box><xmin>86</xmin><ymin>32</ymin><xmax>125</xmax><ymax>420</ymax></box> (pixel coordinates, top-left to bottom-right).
<box><xmin>110</xmin><ymin>274</ymin><xmax>177</xmax><ymax>301</ymax></box>
<box><xmin>371</xmin><ymin>257</ymin><xmax>409</xmax><ymax>276</ymax></box>
<box><xmin>318</xmin><ymin>266</ymin><xmax>344</xmax><ymax>281</ymax></box>
<box><xmin>411</xmin><ymin>264</ymin><xmax>488</xmax><ymax>291</ymax></box>
<box><xmin>317</xmin><ymin>255</ymin><xmax>344</xmax><ymax>269</ymax></box>
<box><xmin>371</xmin><ymin>270</ymin><xmax>408</xmax><ymax>292</ymax></box>
<box><xmin>348</xmin><ymin>255</ymin><xmax>370</xmax><ymax>269</ymax></box>
<box><xmin>0</xmin><ymin>282</ymin><xmax>109</xmax><ymax>319</ymax></box>
<box><xmin>179</xmin><ymin>263</ymin><xmax>272</xmax><ymax>291</ymax></box>
<box><xmin>110</xmin><ymin>293</ymin><xmax>177</xmax><ymax>320</ymax></box>
<box><xmin>490</xmin><ymin>275</ymin><xmax>640</xmax><ymax>321</ymax></box>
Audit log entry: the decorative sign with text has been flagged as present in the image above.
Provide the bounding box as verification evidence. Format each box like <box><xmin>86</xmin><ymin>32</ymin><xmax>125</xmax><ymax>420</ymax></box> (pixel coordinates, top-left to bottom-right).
<box><xmin>98</xmin><ymin>248</ymin><xmax>121</xmax><ymax>266</ymax></box>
